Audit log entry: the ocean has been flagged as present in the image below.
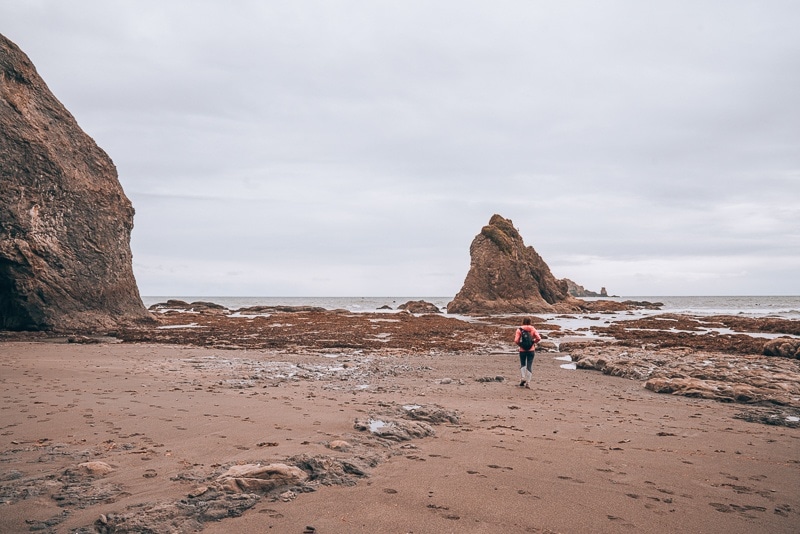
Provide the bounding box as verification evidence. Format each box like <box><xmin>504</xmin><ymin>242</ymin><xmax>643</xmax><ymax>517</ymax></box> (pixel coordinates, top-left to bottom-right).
<box><xmin>141</xmin><ymin>295</ymin><xmax>800</xmax><ymax>320</ymax></box>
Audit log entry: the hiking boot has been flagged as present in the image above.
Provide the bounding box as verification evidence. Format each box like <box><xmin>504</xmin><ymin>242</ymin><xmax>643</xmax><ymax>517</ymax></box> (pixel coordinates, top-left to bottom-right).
<box><xmin>519</xmin><ymin>380</ymin><xmax>526</xmax><ymax>387</ymax></box>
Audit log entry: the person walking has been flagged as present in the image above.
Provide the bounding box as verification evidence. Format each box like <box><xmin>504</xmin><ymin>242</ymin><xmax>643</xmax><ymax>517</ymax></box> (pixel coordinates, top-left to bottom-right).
<box><xmin>514</xmin><ymin>317</ymin><xmax>542</xmax><ymax>388</ymax></box>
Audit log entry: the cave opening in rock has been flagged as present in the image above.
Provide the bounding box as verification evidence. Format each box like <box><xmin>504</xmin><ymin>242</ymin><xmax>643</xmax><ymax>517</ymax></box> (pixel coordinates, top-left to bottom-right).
<box><xmin>0</xmin><ymin>260</ymin><xmax>37</xmax><ymax>330</ymax></box>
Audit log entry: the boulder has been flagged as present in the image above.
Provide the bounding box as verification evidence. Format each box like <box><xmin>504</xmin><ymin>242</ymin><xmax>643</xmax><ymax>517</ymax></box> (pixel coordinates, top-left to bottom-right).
<box><xmin>397</xmin><ymin>300</ymin><xmax>441</xmax><ymax>314</ymax></box>
<box><xmin>447</xmin><ymin>215</ymin><xmax>582</xmax><ymax>314</ymax></box>
<box><xmin>644</xmin><ymin>377</ymin><xmax>779</xmax><ymax>404</ymax></box>
<box><xmin>75</xmin><ymin>461</ymin><xmax>115</xmax><ymax>476</ymax></box>
<box><xmin>327</xmin><ymin>440</ymin><xmax>351</xmax><ymax>451</ymax></box>
<box><xmin>0</xmin><ymin>34</ymin><xmax>151</xmax><ymax>332</ymax></box>
<box><xmin>148</xmin><ymin>300</ymin><xmax>229</xmax><ymax>315</ymax></box>
<box><xmin>353</xmin><ymin>418</ymin><xmax>436</xmax><ymax>441</ymax></box>
<box><xmin>216</xmin><ymin>463</ymin><xmax>307</xmax><ymax>493</ymax></box>
<box><xmin>763</xmin><ymin>337</ymin><xmax>800</xmax><ymax>359</ymax></box>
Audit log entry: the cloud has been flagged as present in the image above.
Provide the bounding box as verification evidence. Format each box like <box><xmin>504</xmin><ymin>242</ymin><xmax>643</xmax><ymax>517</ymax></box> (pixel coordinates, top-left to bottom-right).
<box><xmin>3</xmin><ymin>1</ymin><xmax>799</xmax><ymax>296</ymax></box>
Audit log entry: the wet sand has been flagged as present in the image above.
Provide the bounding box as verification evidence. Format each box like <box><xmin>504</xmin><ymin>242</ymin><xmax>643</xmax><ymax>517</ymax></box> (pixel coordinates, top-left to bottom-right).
<box><xmin>1</xmin><ymin>340</ymin><xmax>797</xmax><ymax>533</ymax></box>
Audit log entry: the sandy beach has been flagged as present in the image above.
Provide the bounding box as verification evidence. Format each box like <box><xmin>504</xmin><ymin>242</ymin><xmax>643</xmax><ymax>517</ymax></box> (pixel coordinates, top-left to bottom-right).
<box><xmin>1</xmin><ymin>319</ymin><xmax>798</xmax><ymax>533</ymax></box>
<box><xmin>4</xmin><ymin>5</ymin><xmax>800</xmax><ymax>532</ymax></box>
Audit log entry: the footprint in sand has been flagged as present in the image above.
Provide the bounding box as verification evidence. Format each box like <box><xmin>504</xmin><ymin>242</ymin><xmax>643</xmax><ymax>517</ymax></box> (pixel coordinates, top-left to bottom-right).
<box><xmin>709</xmin><ymin>502</ymin><xmax>767</xmax><ymax>518</ymax></box>
<box><xmin>607</xmin><ymin>515</ymin><xmax>636</xmax><ymax>528</ymax></box>
<box><xmin>258</xmin><ymin>508</ymin><xmax>284</xmax><ymax>518</ymax></box>
<box><xmin>774</xmin><ymin>504</ymin><xmax>791</xmax><ymax>517</ymax></box>
<box><xmin>557</xmin><ymin>475</ymin><xmax>586</xmax><ymax>483</ymax></box>
<box><xmin>487</xmin><ymin>464</ymin><xmax>513</xmax><ymax>470</ymax></box>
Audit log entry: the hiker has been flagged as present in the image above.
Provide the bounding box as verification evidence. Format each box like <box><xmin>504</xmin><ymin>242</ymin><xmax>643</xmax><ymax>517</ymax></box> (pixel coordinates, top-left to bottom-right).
<box><xmin>514</xmin><ymin>317</ymin><xmax>542</xmax><ymax>388</ymax></box>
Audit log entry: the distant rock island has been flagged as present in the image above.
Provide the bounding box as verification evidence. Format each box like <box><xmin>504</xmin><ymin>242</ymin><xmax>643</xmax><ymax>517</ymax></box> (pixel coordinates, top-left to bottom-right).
<box><xmin>563</xmin><ymin>279</ymin><xmax>609</xmax><ymax>298</ymax></box>
<box><xmin>0</xmin><ymin>34</ymin><xmax>152</xmax><ymax>332</ymax></box>
<box><xmin>447</xmin><ymin>214</ymin><xmax>585</xmax><ymax>314</ymax></box>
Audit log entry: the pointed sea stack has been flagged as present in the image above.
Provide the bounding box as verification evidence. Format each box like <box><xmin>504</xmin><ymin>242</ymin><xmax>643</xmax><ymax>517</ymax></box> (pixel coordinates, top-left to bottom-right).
<box><xmin>447</xmin><ymin>214</ymin><xmax>580</xmax><ymax>315</ymax></box>
<box><xmin>0</xmin><ymin>34</ymin><xmax>152</xmax><ymax>331</ymax></box>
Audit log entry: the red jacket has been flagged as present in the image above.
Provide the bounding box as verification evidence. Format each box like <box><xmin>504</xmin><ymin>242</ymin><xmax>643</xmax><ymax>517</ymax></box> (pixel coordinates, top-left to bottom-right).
<box><xmin>514</xmin><ymin>324</ymin><xmax>542</xmax><ymax>352</ymax></box>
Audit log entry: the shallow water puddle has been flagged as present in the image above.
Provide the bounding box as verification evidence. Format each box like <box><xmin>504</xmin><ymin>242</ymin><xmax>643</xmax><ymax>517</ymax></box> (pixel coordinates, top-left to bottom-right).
<box><xmin>368</xmin><ymin>419</ymin><xmax>392</xmax><ymax>433</ymax></box>
<box><xmin>554</xmin><ymin>355</ymin><xmax>577</xmax><ymax>370</ymax></box>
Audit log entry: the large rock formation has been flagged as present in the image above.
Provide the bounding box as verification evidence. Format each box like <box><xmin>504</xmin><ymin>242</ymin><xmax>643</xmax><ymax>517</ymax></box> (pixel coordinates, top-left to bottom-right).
<box><xmin>0</xmin><ymin>34</ymin><xmax>152</xmax><ymax>331</ymax></box>
<box><xmin>563</xmin><ymin>278</ymin><xmax>604</xmax><ymax>298</ymax></box>
<box><xmin>447</xmin><ymin>214</ymin><xmax>581</xmax><ymax>314</ymax></box>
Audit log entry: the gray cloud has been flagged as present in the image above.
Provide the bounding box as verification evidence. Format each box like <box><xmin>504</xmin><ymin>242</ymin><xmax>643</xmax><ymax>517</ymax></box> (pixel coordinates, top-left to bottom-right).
<box><xmin>3</xmin><ymin>1</ymin><xmax>799</xmax><ymax>296</ymax></box>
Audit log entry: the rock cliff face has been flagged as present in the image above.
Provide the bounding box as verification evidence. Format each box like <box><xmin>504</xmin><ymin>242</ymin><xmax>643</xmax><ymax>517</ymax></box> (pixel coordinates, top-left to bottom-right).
<box><xmin>447</xmin><ymin>214</ymin><xmax>581</xmax><ymax>315</ymax></box>
<box><xmin>0</xmin><ymin>34</ymin><xmax>151</xmax><ymax>331</ymax></box>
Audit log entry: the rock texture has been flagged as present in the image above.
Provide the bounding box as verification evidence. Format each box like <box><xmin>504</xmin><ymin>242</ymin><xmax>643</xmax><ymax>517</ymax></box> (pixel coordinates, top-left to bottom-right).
<box><xmin>397</xmin><ymin>300</ymin><xmax>442</xmax><ymax>314</ymax></box>
<box><xmin>568</xmin><ymin>346</ymin><xmax>800</xmax><ymax>407</ymax></box>
<box><xmin>119</xmin><ymin>306</ymin><xmax>507</xmax><ymax>353</ymax></box>
<box><xmin>764</xmin><ymin>337</ymin><xmax>800</xmax><ymax>359</ymax></box>
<box><xmin>216</xmin><ymin>463</ymin><xmax>308</xmax><ymax>493</ymax></box>
<box><xmin>447</xmin><ymin>214</ymin><xmax>581</xmax><ymax>314</ymax></box>
<box><xmin>564</xmin><ymin>278</ymin><xmax>603</xmax><ymax>297</ymax></box>
<box><xmin>0</xmin><ymin>34</ymin><xmax>151</xmax><ymax>331</ymax></box>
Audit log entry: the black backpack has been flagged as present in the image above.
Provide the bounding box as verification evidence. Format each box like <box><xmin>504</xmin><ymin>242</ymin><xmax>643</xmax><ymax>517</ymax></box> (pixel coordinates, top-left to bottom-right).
<box><xmin>518</xmin><ymin>327</ymin><xmax>534</xmax><ymax>350</ymax></box>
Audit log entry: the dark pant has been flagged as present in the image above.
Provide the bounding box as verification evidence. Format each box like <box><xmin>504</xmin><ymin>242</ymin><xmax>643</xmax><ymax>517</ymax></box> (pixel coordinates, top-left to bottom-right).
<box><xmin>519</xmin><ymin>350</ymin><xmax>535</xmax><ymax>372</ymax></box>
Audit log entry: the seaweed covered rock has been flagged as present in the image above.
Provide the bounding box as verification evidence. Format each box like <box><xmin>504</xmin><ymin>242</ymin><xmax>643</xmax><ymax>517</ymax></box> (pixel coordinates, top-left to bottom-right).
<box><xmin>764</xmin><ymin>337</ymin><xmax>800</xmax><ymax>359</ymax></box>
<box><xmin>397</xmin><ymin>300</ymin><xmax>442</xmax><ymax>314</ymax></box>
<box><xmin>447</xmin><ymin>214</ymin><xmax>581</xmax><ymax>314</ymax></box>
<box><xmin>0</xmin><ymin>34</ymin><xmax>151</xmax><ymax>332</ymax></box>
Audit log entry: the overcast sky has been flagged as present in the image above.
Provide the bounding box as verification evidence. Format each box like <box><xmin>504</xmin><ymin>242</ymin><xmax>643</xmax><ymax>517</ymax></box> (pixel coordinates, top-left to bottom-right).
<box><xmin>3</xmin><ymin>1</ymin><xmax>799</xmax><ymax>297</ymax></box>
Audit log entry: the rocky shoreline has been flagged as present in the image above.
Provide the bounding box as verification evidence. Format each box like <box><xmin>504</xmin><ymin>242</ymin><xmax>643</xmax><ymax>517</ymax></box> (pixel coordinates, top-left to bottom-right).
<box><xmin>134</xmin><ymin>301</ymin><xmax>800</xmax><ymax>425</ymax></box>
<box><xmin>8</xmin><ymin>297</ymin><xmax>798</xmax><ymax>417</ymax></box>
<box><xmin>4</xmin><ymin>299</ymin><xmax>797</xmax><ymax>413</ymax></box>
<box><xmin>1</xmin><ymin>301</ymin><xmax>798</xmax><ymax>533</ymax></box>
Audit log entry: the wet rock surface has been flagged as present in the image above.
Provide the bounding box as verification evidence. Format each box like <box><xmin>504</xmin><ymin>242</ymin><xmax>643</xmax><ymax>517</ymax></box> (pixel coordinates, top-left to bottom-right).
<box><xmin>567</xmin><ymin>345</ymin><xmax>800</xmax><ymax>407</ymax></box>
<box><xmin>121</xmin><ymin>305</ymin><xmax>510</xmax><ymax>353</ymax></box>
<box><xmin>589</xmin><ymin>314</ymin><xmax>794</xmax><ymax>355</ymax></box>
<box><xmin>397</xmin><ymin>300</ymin><xmax>442</xmax><ymax>314</ymax></box>
<box><xmin>763</xmin><ymin>337</ymin><xmax>800</xmax><ymax>358</ymax></box>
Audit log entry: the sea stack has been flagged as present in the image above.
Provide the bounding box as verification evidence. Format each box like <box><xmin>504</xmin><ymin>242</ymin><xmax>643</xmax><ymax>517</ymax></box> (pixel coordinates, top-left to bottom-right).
<box><xmin>447</xmin><ymin>214</ymin><xmax>580</xmax><ymax>315</ymax></box>
<box><xmin>0</xmin><ymin>33</ymin><xmax>152</xmax><ymax>331</ymax></box>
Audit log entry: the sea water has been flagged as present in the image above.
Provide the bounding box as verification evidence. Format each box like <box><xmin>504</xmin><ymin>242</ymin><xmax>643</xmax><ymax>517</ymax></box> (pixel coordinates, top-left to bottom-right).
<box><xmin>142</xmin><ymin>295</ymin><xmax>800</xmax><ymax>320</ymax></box>
<box><xmin>607</xmin><ymin>295</ymin><xmax>800</xmax><ymax>319</ymax></box>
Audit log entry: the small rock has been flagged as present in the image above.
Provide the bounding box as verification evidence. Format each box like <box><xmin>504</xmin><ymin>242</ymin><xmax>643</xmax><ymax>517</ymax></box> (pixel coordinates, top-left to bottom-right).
<box><xmin>188</xmin><ymin>486</ymin><xmax>208</xmax><ymax>498</ymax></box>
<box><xmin>217</xmin><ymin>463</ymin><xmax>307</xmax><ymax>493</ymax></box>
<box><xmin>67</xmin><ymin>335</ymin><xmax>101</xmax><ymax>344</ymax></box>
<box><xmin>328</xmin><ymin>440</ymin><xmax>350</xmax><ymax>451</ymax></box>
<box><xmin>77</xmin><ymin>461</ymin><xmax>114</xmax><ymax>476</ymax></box>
